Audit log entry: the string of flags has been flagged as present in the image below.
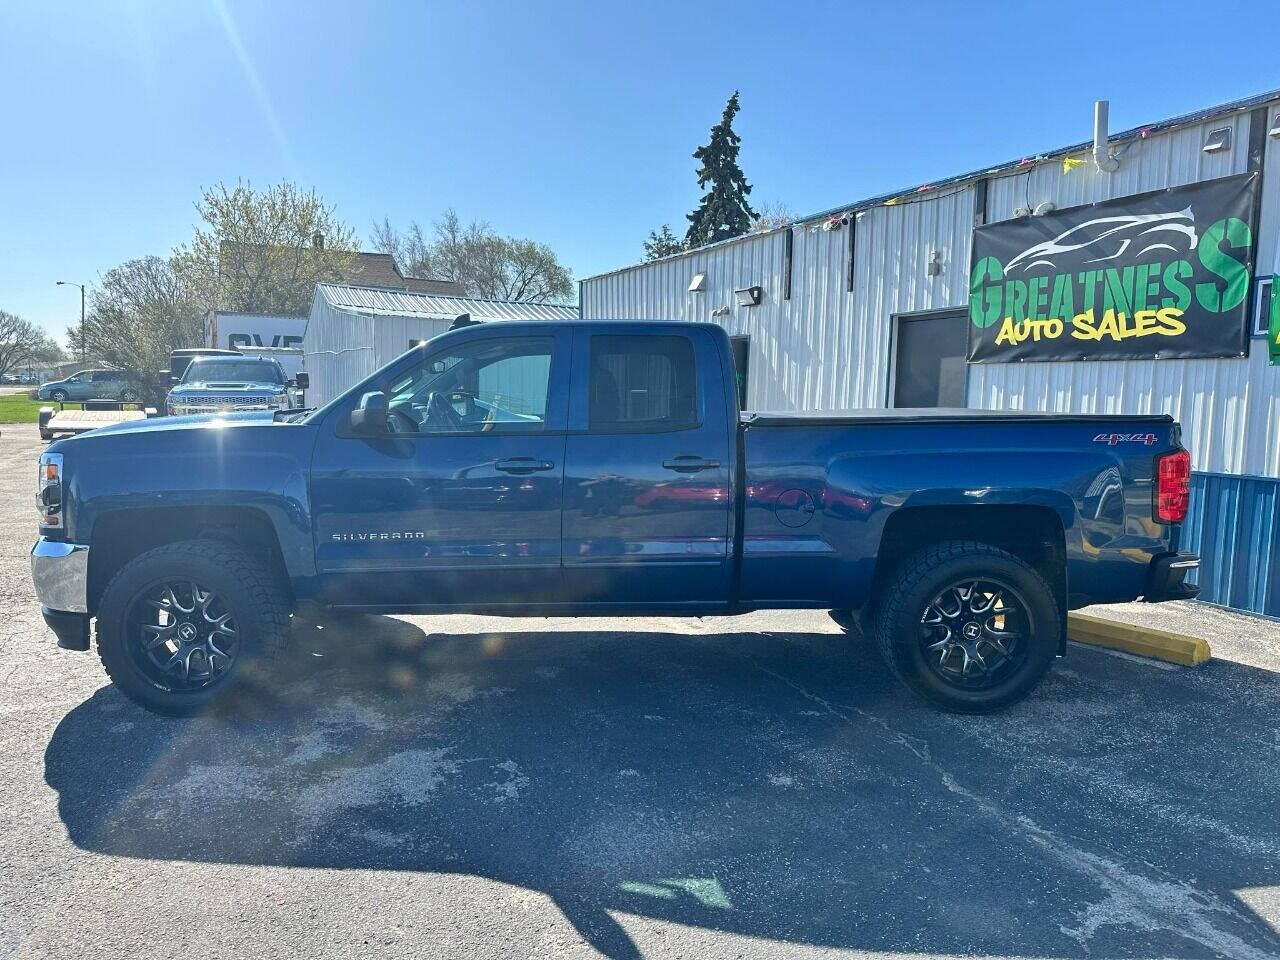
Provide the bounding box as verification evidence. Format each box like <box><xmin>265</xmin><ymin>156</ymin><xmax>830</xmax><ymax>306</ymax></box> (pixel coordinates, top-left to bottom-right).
<box><xmin>1059</xmin><ymin>125</ymin><xmax>1153</xmax><ymax>175</ymax></box>
<box><xmin>786</xmin><ymin>124</ymin><xmax>1161</xmax><ymax>234</ymax></box>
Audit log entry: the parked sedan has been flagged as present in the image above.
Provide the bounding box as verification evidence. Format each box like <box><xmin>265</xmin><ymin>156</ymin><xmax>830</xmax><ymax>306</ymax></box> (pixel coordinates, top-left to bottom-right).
<box><xmin>38</xmin><ymin>369</ymin><xmax>139</xmax><ymax>403</ymax></box>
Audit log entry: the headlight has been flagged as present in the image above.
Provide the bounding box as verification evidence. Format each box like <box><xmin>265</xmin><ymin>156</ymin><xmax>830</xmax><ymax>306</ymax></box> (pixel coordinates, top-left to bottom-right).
<box><xmin>270</xmin><ymin>393</ymin><xmax>289</xmax><ymax>408</ymax></box>
<box><xmin>38</xmin><ymin>452</ymin><xmax>63</xmax><ymax>528</ymax></box>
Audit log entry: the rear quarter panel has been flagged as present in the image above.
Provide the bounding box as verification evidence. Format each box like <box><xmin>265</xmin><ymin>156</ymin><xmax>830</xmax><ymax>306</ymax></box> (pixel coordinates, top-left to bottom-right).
<box><xmin>740</xmin><ymin>418</ymin><xmax>1179</xmax><ymax>608</ymax></box>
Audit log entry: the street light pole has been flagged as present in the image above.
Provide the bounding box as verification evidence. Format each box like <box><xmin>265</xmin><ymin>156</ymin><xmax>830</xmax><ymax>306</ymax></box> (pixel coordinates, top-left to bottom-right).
<box><xmin>55</xmin><ymin>281</ymin><xmax>86</xmax><ymax>363</ymax></box>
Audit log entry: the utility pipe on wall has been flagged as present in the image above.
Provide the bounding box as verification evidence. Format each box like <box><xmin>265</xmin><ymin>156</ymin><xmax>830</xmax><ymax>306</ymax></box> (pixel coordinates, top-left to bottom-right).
<box><xmin>1093</xmin><ymin>100</ymin><xmax>1119</xmax><ymax>173</ymax></box>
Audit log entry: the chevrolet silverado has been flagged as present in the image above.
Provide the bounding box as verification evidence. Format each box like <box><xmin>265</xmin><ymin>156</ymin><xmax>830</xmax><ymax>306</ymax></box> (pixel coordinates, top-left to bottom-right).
<box><xmin>31</xmin><ymin>321</ymin><xmax>1198</xmax><ymax>715</ymax></box>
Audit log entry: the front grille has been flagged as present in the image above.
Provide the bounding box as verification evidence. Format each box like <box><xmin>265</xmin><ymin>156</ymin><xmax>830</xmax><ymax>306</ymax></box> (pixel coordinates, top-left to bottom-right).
<box><xmin>169</xmin><ymin>394</ymin><xmax>279</xmax><ymax>415</ymax></box>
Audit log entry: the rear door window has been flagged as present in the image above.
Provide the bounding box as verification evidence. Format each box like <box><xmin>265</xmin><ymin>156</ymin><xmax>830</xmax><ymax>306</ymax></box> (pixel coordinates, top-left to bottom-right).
<box><xmin>588</xmin><ymin>335</ymin><xmax>697</xmax><ymax>432</ymax></box>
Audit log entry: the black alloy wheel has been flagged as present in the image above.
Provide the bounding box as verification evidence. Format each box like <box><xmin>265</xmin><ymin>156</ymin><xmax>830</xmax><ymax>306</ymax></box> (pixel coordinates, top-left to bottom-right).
<box><xmin>126</xmin><ymin>580</ymin><xmax>239</xmax><ymax>691</ymax></box>
<box><xmin>918</xmin><ymin>578</ymin><xmax>1030</xmax><ymax>689</ymax></box>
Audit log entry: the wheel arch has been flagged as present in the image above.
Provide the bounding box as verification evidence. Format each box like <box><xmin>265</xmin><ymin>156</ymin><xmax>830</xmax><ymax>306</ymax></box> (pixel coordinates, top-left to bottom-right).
<box><xmin>87</xmin><ymin>505</ymin><xmax>293</xmax><ymax>613</ymax></box>
<box><xmin>871</xmin><ymin>504</ymin><xmax>1068</xmax><ymax>652</ymax></box>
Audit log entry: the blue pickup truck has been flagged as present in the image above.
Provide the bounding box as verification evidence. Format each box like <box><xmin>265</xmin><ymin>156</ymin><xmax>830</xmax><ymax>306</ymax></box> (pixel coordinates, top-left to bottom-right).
<box><xmin>31</xmin><ymin>320</ymin><xmax>1197</xmax><ymax>715</ymax></box>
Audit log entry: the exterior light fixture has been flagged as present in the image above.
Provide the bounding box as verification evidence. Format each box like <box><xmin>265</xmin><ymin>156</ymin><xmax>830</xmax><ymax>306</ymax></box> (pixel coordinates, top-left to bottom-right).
<box><xmin>926</xmin><ymin>251</ymin><xmax>942</xmax><ymax>277</ymax></box>
<box><xmin>734</xmin><ymin>286</ymin><xmax>763</xmax><ymax>307</ymax></box>
<box><xmin>1202</xmin><ymin>127</ymin><xmax>1232</xmax><ymax>153</ymax></box>
<box><xmin>1269</xmin><ymin>114</ymin><xmax>1280</xmax><ymax>138</ymax></box>
<box><xmin>1033</xmin><ymin>201</ymin><xmax>1057</xmax><ymax>216</ymax></box>
<box><xmin>688</xmin><ymin>273</ymin><xmax>707</xmax><ymax>292</ymax></box>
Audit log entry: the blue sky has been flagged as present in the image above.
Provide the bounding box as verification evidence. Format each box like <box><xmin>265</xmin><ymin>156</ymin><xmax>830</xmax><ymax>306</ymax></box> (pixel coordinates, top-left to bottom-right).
<box><xmin>2</xmin><ymin>0</ymin><xmax>1274</xmax><ymax>338</ymax></box>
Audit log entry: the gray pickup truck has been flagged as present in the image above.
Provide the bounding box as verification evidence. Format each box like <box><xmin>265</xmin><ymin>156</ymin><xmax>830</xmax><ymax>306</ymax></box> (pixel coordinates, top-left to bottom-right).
<box><xmin>165</xmin><ymin>355</ymin><xmax>306</xmax><ymax>417</ymax></box>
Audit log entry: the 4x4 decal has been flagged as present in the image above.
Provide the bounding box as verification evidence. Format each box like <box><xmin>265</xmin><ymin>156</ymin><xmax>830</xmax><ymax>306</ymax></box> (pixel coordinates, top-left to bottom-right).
<box><xmin>1093</xmin><ymin>432</ymin><xmax>1159</xmax><ymax>446</ymax></box>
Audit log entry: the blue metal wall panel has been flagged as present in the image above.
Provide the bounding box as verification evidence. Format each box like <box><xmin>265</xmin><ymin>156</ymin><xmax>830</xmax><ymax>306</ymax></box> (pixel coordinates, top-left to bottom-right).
<box><xmin>1182</xmin><ymin>472</ymin><xmax>1280</xmax><ymax>617</ymax></box>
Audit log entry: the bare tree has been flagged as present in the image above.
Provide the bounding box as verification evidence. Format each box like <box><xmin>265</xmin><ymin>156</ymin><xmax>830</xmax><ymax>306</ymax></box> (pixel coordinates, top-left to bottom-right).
<box><xmin>0</xmin><ymin>310</ymin><xmax>57</xmax><ymax>378</ymax></box>
<box><xmin>748</xmin><ymin>200</ymin><xmax>795</xmax><ymax>233</ymax></box>
<box><xmin>176</xmin><ymin>180</ymin><xmax>357</xmax><ymax>315</ymax></box>
<box><xmin>372</xmin><ymin>209</ymin><xmax>574</xmax><ymax>303</ymax></box>
<box><xmin>80</xmin><ymin>256</ymin><xmax>203</xmax><ymax>401</ymax></box>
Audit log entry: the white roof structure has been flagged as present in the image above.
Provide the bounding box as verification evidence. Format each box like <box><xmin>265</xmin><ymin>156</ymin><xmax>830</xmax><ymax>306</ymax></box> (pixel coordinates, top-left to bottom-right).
<box><xmin>303</xmin><ymin>283</ymin><xmax>578</xmax><ymax>407</ymax></box>
<box><xmin>312</xmin><ymin>283</ymin><xmax>578</xmax><ymax>322</ymax></box>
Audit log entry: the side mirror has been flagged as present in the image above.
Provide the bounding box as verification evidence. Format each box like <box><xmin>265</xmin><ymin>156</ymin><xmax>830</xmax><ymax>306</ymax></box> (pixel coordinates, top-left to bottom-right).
<box><xmin>349</xmin><ymin>391</ymin><xmax>388</xmax><ymax>434</ymax></box>
<box><xmin>294</xmin><ymin>372</ymin><xmax>310</xmax><ymax>390</ymax></box>
<box><xmin>169</xmin><ymin>375</ymin><xmax>180</xmax><ymax>385</ymax></box>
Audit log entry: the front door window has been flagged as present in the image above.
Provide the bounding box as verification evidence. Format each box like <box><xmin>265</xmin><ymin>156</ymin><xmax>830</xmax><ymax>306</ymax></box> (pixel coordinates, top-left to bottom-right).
<box><xmin>383</xmin><ymin>338</ymin><xmax>554</xmax><ymax>434</ymax></box>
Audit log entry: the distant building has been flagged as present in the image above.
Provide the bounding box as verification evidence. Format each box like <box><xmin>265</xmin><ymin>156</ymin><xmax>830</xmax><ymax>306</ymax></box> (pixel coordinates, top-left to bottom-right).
<box><xmin>342</xmin><ymin>252</ymin><xmax>463</xmax><ymax>297</ymax></box>
<box><xmin>204</xmin><ymin>249</ymin><xmax>463</xmax><ymax>349</ymax></box>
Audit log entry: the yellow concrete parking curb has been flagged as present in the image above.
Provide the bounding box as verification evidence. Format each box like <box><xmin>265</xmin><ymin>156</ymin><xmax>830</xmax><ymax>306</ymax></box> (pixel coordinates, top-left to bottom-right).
<box><xmin>1067</xmin><ymin>612</ymin><xmax>1211</xmax><ymax>667</ymax></box>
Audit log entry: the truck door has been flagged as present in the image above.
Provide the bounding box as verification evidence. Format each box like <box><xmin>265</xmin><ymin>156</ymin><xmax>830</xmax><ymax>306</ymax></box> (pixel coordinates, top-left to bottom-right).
<box><xmin>562</xmin><ymin>328</ymin><xmax>732</xmax><ymax>607</ymax></box>
<box><xmin>310</xmin><ymin>328</ymin><xmax>570</xmax><ymax>608</ymax></box>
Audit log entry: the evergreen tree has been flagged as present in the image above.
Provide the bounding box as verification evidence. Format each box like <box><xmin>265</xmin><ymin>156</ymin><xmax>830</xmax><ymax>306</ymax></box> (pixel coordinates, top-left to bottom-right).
<box><xmin>685</xmin><ymin>92</ymin><xmax>756</xmax><ymax>247</ymax></box>
<box><xmin>643</xmin><ymin>224</ymin><xmax>685</xmax><ymax>261</ymax></box>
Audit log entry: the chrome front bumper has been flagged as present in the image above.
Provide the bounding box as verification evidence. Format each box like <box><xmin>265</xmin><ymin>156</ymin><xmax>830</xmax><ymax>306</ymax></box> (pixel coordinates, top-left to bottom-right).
<box><xmin>31</xmin><ymin>538</ymin><xmax>89</xmax><ymax>613</ymax></box>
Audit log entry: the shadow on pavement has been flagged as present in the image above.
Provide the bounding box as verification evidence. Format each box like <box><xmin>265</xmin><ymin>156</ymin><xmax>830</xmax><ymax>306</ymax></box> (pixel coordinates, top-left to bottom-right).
<box><xmin>45</xmin><ymin>612</ymin><xmax>1280</xmax><ymax>959</ymax></box>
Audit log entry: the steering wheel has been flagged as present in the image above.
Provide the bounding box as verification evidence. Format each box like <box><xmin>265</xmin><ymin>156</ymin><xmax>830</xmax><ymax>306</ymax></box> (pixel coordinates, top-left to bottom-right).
<box><xmin>388</xmin><ymin>408</ymin><xmax>419</xmax><ymax>433</ymax></box>
<box><xmin>425</xmin><ymin>391</ymin><xmax>464</xmax><ymax>431</ymax></box>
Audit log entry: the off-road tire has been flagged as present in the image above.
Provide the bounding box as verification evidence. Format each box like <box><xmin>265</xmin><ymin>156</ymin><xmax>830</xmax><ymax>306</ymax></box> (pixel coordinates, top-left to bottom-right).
<box><xmin>96</xmin><ymin>539</ymin><xmax>289</xmax><ymax>715</ymax></box>
<box><xmin>871</xmin><ymin>540</ymin><xmax>1059</xmax><ymax>713</ymax></box>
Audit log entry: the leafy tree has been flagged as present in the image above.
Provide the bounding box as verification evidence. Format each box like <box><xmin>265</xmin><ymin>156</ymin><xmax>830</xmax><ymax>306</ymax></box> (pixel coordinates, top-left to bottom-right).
<box><xmin>685</xmin><ymin>92</ymin><xmax>757</xmax><ymax>247</ymax></box>
<box><xmin>643</xmin><ymin>224</ymin><xmax>685</xmax><ymax>261</ymax></box>
<box><xmin>176</xmin><ymin>180</ymin><xmax>357</xmax><ymax>315</ymax></box>
<box><xmin>372</xmin><ymin>209</ymin><xmax>574</xmax><ymax>303</ymax></box>
<box><xmin>0</xmin><ymin>310</ymin><xmax>58</xmax><ymax>378</ymax></box>
<box><xmin>80</xmin><ymin>256</ymin><xmax>203</xmax><ymax>401</ymax></box>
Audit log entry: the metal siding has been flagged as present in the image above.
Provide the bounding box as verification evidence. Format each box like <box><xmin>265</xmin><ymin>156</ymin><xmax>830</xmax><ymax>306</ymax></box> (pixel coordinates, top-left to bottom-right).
<box><xmin>582</xmin><ymin>231</ymin><xmax>791</xmax><ymax>409</ymax></box>
<box><xmin>302</xmin><ymin>297</ymin><xmax>378</xmax><ymax>408</ymax></box>
<box><xmin>1258</xmin><ymin>105</ymin><xmax>1280</xmax><ymax>271</ymax></box>
<box><xmin>850</xmin><ymin>188</ymin><xmax>974</xmax><ymax>408</ymax></box>
<box><xmin>1183</xmin><ymin>472</ymin><xmax>1280</xmax><ymax>617</ymax></box>
<box><xmin>986</xmin><ymin>112</ymin><xmax>1250</xmax><ymax>219</ymax></box>
<box><xmin>583</xmin><ymin>188</ymin><xmax>974</xmax><ymax>412</ymax></box>
<box><xmin>586</xmin><ymin>109</ymin><xmax>1280</xmax><ymax>472</ymax></box>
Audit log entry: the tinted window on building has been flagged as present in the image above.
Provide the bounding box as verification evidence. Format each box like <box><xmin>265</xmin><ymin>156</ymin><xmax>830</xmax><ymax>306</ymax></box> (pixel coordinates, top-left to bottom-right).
<box><xmin>589</xmin><ymin>335</ymin><xmax>697</xmax><ymax>431</ymax></box>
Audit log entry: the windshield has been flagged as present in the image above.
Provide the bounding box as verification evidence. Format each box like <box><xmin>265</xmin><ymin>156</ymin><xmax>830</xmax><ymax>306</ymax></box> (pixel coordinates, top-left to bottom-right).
<box><xmin>180</xmin><ymin>360</ymin><xmax>283</xmax><ymax>385</ymax></box>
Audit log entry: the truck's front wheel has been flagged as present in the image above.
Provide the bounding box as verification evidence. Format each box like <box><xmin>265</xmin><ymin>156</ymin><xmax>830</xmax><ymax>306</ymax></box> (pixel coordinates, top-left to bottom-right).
<box><xmin>96</xmin><ymin>540</ymin><xmax>289</xmax><ymax>715</ymax></box>
<box><xmin>872</xmin><ymin>540</ymin><xmax>1058</xmax><ymax>713</ymax></box>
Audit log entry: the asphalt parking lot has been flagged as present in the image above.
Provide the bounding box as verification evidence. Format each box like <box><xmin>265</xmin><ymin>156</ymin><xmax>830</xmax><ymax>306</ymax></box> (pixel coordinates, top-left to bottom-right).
<box><xmin>2</xmin><ymin>428</ymin><xmax>1280</xmax><ymax>959</ymax></box>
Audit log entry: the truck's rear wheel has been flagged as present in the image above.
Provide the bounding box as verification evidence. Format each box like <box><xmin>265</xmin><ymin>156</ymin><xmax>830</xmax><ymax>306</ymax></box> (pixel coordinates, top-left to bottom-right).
<box><xmin>96</xmin><ymin>539</ymin><xmax>289</xmax><ymax>715</ymax></box>
<box><xmin>872</xmin><ymin>540</ymin><xmax>1058</xmax><ymax>713</ymax></box>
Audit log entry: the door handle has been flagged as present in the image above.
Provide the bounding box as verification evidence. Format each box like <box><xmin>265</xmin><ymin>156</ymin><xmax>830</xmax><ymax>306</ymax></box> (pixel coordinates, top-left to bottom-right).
<box><xmin>662</xmin><ymin>456</ymin><xmax>721</xmax><ymax>473</ymax></box>
<box><xmin>495</xmin><ymin>457</ymin><xmax>554</xmax><ymax>474</ymax></box>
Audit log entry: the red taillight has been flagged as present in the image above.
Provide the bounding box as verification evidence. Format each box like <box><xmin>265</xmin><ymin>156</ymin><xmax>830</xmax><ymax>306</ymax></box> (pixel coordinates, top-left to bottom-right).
<box><xmin>1155</xmin><ymin>449</ymin><xmax>1191</xmax><ymax>523</ymax></box>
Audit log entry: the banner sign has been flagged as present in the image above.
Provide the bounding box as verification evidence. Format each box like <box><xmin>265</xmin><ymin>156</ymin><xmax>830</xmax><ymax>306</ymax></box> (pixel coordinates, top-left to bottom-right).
<box><xmin>969</xmin><ymin>174</ymin><xmax>1257</xmax><ymax>363</ymax></box>
<box><xmin>203</xmin><ymin>312</ymin><xmax>305</xmax><ymax>350</ymax></box>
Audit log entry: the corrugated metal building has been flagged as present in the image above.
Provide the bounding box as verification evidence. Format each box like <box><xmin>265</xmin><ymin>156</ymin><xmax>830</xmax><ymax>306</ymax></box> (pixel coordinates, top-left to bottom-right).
<box><xmin>581</xmin><ymin>89</ymin><xmax>1280</xmax><ymax>618</ymax></box>
<box><xmin>303</xmin><ymin>284</ymin><xmax>578</xmax><ymax>407</ymax></box>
